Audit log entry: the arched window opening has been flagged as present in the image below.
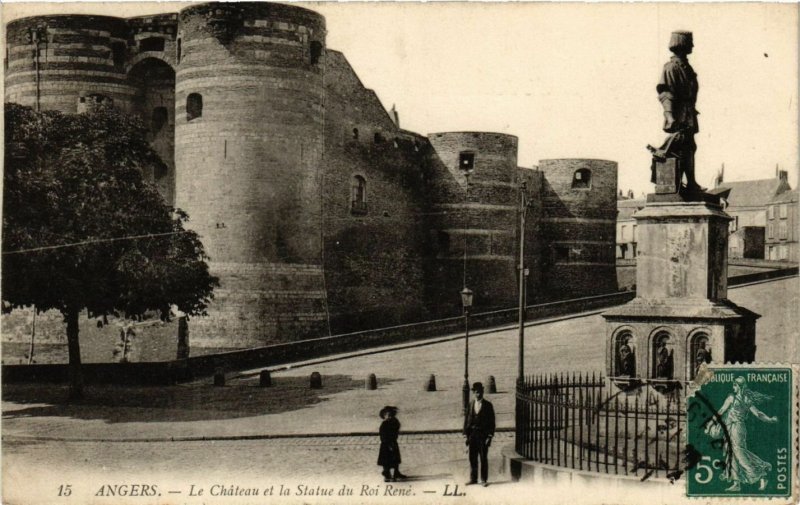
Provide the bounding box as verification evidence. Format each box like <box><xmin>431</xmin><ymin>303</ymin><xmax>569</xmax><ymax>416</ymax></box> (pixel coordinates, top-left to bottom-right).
<box><xmin>176</xmin><ymin>38</ymin><xmax>182</xmax><ymax>63</ymax></box>
<box><xmin>140</xmin><ymin>37</ymin><xmax>165</xmax><ymax>52</ymax></box>
<box><xmin>651</xmin><ymin>332</ymin><xmax>675</xmax><ymax>382</ymax></box>
<box><xmin>572</xmin><ymin>168</ymin><xmax>592</xmax><ymax>189</ymax></box>
<box><xmin>352</xmin><ymin>127</ymin><xmax>359</xmax><ymax>140</ymax></box>
<box><xmin>151</xmin><ymin>106</ymin><xmax>168</xmax><ymax>134</ymax></box>
<box><xmin>310</xmin><ymin>41</ymin><xmax>322</xmax><ymax>65</ymax></box>
<box><xmin>613</xmin><ymin>332</ymin><xmax>636</xmax><ymax>378</ymax></box>
<box><xmin>689</xmin><ymin>333</ymin><xmax>712</xmax><ymax>380</ymax></box>
<box><xmin>187</xmin><ymin>93</ymin><xmax>203</xmax><ymax>121</ymax></box>
<box><xmin>111</xmin><ymin>42</ymin><xmax>126</xmax><ymax>67</ymax></box>
<box><xmin>351</xmin><ymin>175</ymin><xmax>367</xmax><ymax>215</ymax></box>
<box><xmin>374</xmin><ymin>132</ymin><xmax>384</xmax><ymax>144</ymax></box>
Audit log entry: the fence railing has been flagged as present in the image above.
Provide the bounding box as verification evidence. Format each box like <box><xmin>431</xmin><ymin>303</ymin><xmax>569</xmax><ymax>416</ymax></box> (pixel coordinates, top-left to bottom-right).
<box><xmin>515</xmin><ymin>373</ymin><xmax>686</xmax><ymax>480</ymax></box>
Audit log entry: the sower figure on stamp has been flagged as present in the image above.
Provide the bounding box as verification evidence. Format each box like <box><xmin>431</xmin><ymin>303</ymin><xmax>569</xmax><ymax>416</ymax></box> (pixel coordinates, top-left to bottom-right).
<box><xmin>650</xmin><ymin>30</ymin><xmax>705</xmax><ymax>194</ymax></box>
<box><xmin>704</xmin><ymin>377</ymin><xmax>778</xmax><ymax>491</ymax></box>
<box><xmin>377</xmin><ymin>406</ymin><xmax>407</xmax><ymax>482</ymax></box>
<box><xmin>463</xmin><ymin>382</ymin><xmax>495</xmax><ymax>487</ymax></box>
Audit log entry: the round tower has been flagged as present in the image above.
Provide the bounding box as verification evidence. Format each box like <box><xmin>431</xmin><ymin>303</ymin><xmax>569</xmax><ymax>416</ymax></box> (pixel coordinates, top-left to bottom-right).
<box><xmin>175</xmin><ymin>2</ymin><xmax>328</xmax><ymax>350</ymax></box>
<box><xmin>538</xmin><ymin>159</ymin><xmax>618</xmax><ymax>299</ymax></box>
<box><xmin>427</xmin><ymin>132</ymin><xmax>520</xmax><ymax>312</ymax></box>
<box><xmin>5</xmin><ymin>15</ymin><xmax>133</xmax><ymax>113</ymax></box>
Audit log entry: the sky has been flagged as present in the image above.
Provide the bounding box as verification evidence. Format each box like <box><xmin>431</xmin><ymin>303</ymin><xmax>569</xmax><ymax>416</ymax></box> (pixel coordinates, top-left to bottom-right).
<box><xmin>3</xmin><ymin>2</ymin><xmax>798</xmax><ymax>197</ymax></box>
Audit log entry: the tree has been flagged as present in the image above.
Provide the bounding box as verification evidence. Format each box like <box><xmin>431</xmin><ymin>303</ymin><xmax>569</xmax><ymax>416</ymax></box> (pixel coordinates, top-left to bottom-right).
<box><xmin>3</xmin><ymin>103</ymin><xmax>219</xmax><ymax>399</ymax></box>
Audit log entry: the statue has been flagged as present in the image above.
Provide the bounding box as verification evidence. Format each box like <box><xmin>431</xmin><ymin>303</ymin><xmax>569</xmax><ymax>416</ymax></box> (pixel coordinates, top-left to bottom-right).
<box><xmin>617</xmin><ymin>340</ymin><xmax>636</xmax><ymax>377</ymax></box>
<box><xmin>649</xmin><ymin>31</ymin><xmax>705</xmax><ymax>194</ymax></box>
<box><xmin>655</xmin><ymin>341</ymin><xmax>674</xmax><ymax>380</ymax></box>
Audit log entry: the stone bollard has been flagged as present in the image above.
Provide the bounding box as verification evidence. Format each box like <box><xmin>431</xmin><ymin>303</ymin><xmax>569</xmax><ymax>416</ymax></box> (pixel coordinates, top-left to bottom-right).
<box><xmin>366</xmin><ymin>373</ymin><xmax>377</xmax><ymax>390</ymax></box>
<box><xmin>425</xmin><ymin>374</ymin><xmax>437</xmax><ymax>392</ymax></box>
<box><xmin>259</xmin><ymin>369</ymin><xmax>272</xmax><ymax>387</ymax></box>
<box><xmin>213</xmin><ymin>369</ymin><xmax>225</xmax><ymax>387</ymax></box>
<box><xmin>310</xmin><ymin>371</ymin><xmax>322</xmax><ymax>389</ymax></box>
<box><xmin>487</xmin><ymin>375</ymin><xmax>497</xmax><ymax>394</ymax></box>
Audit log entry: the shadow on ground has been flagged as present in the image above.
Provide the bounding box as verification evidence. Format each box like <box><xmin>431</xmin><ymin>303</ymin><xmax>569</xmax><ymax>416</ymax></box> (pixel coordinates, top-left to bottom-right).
<box><xmin>2</xmin><ymin>375</ymin><xmax>402</xmax><ymax>423</ymax></box>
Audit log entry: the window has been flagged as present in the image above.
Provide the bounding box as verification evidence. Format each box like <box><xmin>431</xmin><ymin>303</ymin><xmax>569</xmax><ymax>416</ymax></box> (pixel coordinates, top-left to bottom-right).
<box><xmin>572</xmin><ymin>168</ymin><xmax>591</xmax><ymax>189</ymax></box>
<box><xmin>554</xmin><ymin>246</ymin><xmax>569</xmax><ymax>262</ymax></box>
<box><xmin>373</xmin><ymin>132</ymin><xmax>384</xmax><ymax>144</ymax></box>
<box><xmin>779</xmin><ymin>245</ymin><xmax>788</xmax><ymax>260</ymax></box>
<box><xmin>768</xmin><ymin>223</ymin><xmax>774</xmax><ymax>239</ymax></box>
<box><xmin>730</xmin><ymin>216</ymin><xmax>738</xmax><ymax>232</ymax></box>
<box><xmin>779</xmin><ymin>221</ymin><xmax>788</xmax><ymax>239</ymax></box>
<box><xmin>310</xmin><ymin>41</ymin><xmax>322</xmax><ymax>65</ymax></box>
<box><xmin>780</xmin><ymin>204</ymin><xmax>788</xmax><ymax>219</ymax></box>
<box><xmin>151</xmin><ymin>107</ymin><xmax>168</xmax><ymax>134</ymax></box>
<box><xmin>768</xmin><ymin>205</ymin><xmax>775</xmax><ymax>220</ymax></box>
<box><xmin>176</xmin><ymin>38</ymin><xmax>182</xmax><ymax>63</ymax></box>
<box><xmin>689</xmin><ymin>333</ymin><xmax>712</xmax><ymax>380</ymax></box>
<box><xmin>768</xmin><ymin>246</ymin><xmax>775</xmax><ymax>260</ymax></box>
<box><xmin>459</xmin><ymin>152</ymin><xmax>475</xmax><ymax>172</ymax></box>
<box><xmin>730</xmin><ymin>246</ymin><xmax>739</xmax><ymax>258</ymax></box>
<box><xmin>351</xmin><ymin>175</ymin><xmax>367</xmax><ymax>215</ymax></box>
<box><xmin>620</xmin><ymin>225</ymin><xmax>627</xmax><ymax>242</ymax></box>
<box><xmin>352</xmin><ymin>128</ymin><xmax>359</xmax><ymax>140</ymax></box>
<box><xmin>186</xmin><ymin>93</ymin><xmax>202</xmax><ymax>121</ymax></box>
<box><xmin>139</xmin><ymin>37</ymin><xmax>165</xmax><ymax>52</ymax></box>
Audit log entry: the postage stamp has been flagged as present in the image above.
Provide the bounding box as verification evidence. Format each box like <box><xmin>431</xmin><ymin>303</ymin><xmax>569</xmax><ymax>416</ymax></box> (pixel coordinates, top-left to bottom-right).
<box><xmin>686</xmin><ymin>365</ymin><xmax>798</xmax><ymax>500</ymax></box>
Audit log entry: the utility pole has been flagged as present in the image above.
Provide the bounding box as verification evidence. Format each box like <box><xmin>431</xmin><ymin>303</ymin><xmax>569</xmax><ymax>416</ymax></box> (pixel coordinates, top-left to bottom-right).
<box><xmin>517</xmin><ymin>181</ymin><xmax>527</xmax><ymax>382</ymax></box>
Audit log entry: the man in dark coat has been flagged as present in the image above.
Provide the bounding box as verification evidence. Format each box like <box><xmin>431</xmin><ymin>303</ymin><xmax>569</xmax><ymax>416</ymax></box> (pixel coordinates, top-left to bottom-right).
<box><xmin>463</xmin><ymin>382</ymin><xmax>495</xmax><ymax>486</ymax></box>
<box><xmin>654</xmin><ymin>30</ymin><xmax>704</xmax><ymax>193</ymax></box>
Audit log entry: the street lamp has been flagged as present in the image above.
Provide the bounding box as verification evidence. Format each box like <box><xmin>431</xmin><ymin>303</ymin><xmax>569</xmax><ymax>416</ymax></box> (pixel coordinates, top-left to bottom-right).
<box><xmin>461</xmin><ymin>287</ymin><xmax>473</xmax><ymax>415</ymax></box>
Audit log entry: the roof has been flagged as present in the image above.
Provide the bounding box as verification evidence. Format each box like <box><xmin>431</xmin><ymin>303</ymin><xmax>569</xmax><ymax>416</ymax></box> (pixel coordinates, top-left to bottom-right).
<box><xmin>617</xmin><ymin>199</ymin><xmax>646</xmax><ymax>220</ymax></box>
<box><xmin>710</xmin><ymin>178</ymin><xmax>790</xmax><ymax>208</ymax></box>
<box><xmin>769</xmin><ymin>189</ymin><xmax>798</xmax><ymax>204</ymax></box>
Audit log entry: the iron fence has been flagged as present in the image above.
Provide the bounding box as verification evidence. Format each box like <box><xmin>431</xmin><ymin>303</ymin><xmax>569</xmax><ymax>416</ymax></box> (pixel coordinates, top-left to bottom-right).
<box><xmin>515</xmin><ymin>372</ymin><xmax>686</xmax><ymax>480</ymax></box>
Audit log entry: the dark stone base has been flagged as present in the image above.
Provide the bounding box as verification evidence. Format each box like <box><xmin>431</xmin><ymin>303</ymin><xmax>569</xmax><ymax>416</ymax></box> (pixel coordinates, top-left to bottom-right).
<box><xmin>646</xmin><ymin>190</ymin><xmax>721</xmax><ymax>206</ymax></box>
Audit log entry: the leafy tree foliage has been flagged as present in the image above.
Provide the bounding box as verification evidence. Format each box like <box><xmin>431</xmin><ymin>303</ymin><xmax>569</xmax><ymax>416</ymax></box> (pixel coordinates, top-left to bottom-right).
<box><xmin>3</xmin><ymin>103</ymin><xmax>218</xmax><ymax>398</ymax></box>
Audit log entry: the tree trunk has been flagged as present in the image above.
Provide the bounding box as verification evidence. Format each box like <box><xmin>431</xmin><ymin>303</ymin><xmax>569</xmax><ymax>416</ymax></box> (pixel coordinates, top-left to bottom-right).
<box><xmin>65</xmin><ymin>307</ymin><xmax>84</xmax><ymax>400</ymax></box>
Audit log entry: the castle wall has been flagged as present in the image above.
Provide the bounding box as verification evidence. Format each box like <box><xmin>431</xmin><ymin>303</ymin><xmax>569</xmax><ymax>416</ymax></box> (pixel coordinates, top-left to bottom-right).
<box><xmin>538</xmin><ymin>159</ymin><xmax>618</xmax><ymax>299</ymax></box>
<box><xmin>174</xmin><ymin>3</ymin><xmax>329</xmax><ymax>350</ymax></box>
<box><xmin>427</xmin><ymin>132</ymin><xmax>520</xmax><ymax>314</ymax></box>
<box><xmin>3</xmin><ymin>2</ymin><xmax>623</xmax><ymax>359</ymax></box>
<box><xmin>321</xmin><ymin>51</ymin><xmax>433</xmax><ymax>333</ymax></box>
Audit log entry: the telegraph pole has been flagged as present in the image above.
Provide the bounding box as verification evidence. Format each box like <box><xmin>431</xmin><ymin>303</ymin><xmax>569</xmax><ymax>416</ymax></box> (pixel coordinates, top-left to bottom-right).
<box><xmin>517</xmin><ymin>181</ymin><xmax>527</xmax><ymax>382</ymax></box>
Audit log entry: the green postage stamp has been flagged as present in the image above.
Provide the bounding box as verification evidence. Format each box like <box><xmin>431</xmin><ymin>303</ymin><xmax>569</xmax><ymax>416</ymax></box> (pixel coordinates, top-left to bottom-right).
<box><xmin>687</xmin><ymin>365</ymin><xmax>798</xmax><ymax>500</ymax></box>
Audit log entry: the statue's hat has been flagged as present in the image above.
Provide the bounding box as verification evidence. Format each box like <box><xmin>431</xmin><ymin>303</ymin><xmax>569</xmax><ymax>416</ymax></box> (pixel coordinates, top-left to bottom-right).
<box><xmin>669</xmin><ymin>31</ymin><xmax>693</xmax><ymax>51</ymax></box>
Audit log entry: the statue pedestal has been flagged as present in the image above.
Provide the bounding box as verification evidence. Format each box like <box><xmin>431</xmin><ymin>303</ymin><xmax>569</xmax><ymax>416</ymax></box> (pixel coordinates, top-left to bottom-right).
<box><xmin>603</xmin><ymin>199</ymin><xmax>759</xmax><ymax>386</ymax></box>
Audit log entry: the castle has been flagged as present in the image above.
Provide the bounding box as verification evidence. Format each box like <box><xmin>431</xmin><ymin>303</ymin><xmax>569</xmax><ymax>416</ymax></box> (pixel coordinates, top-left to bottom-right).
<box><xmin>5</xmin><ymin>2</ymin><xmax>618</xmax><ymax>355</ymax></box>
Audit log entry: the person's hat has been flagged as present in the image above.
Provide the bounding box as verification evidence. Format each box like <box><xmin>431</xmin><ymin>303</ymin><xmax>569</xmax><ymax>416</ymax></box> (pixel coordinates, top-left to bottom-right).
<box><xmin>379</xmin><ymin>405</ymin><xmax>398</xmax><ymax>418</ymax></box>
<box><xmin>471</xmin><ymin>382</ymin><xmax>484</xmax><ymax>393</ymax></box>
<box><xmin>669</xmin><ymin>31</ymin><xmax>693</xmax><ymax>51</ymax></box>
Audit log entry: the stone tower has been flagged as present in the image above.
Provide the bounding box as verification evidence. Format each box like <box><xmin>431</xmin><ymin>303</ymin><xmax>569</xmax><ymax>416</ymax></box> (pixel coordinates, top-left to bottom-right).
<box><xmin>174</xmin><ymin>3</ymin><xmax>329</xmax><ymax>349</ymax></box>
<box><xmin>538</xmin><ymin>159</ymin><xmax>619</xmax><ymax>299</ymax></box>
<box><xmin>427</xmin><ymin>132</ymin><xmax>520</xmax><ymax>312</ymax></box>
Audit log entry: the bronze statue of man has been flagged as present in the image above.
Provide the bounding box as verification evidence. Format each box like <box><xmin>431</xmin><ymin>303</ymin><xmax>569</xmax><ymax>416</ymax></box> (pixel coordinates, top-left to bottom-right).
<box><xmin>655</xmin><ymin>31</ymin><xmax>704</xmax><ymax>192</ymax></box>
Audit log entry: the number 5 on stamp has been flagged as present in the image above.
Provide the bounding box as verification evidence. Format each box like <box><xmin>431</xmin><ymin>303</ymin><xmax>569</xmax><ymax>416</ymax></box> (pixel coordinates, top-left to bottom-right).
<box><xmin>686</xmin><ymin>366</ymin><xmax>796</xmax><ymax>499</ymax></box>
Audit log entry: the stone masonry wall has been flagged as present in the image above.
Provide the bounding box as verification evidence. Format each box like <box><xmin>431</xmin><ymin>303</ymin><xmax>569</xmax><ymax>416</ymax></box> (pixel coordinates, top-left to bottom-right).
<box><xmin>427</xmin><ymin>132</ymin><xmax>520</xmax><ymax>314</ymax></box>
<box><xmin>538</xmin><ymin>159</ymin><xmax>618</xmax><ymax>299</ymax></box>
<box><xmin>321</xmin><ymin>50</ymin><xmax>433</xmax><ymax>333</ymax></box>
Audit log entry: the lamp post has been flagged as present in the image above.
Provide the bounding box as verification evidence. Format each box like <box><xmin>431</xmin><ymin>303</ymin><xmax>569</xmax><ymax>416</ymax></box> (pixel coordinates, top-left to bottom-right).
<box><xmin>461</xmin><ymin>286</ymin><xmax>473</xmax><ymax>415</ymax></box>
